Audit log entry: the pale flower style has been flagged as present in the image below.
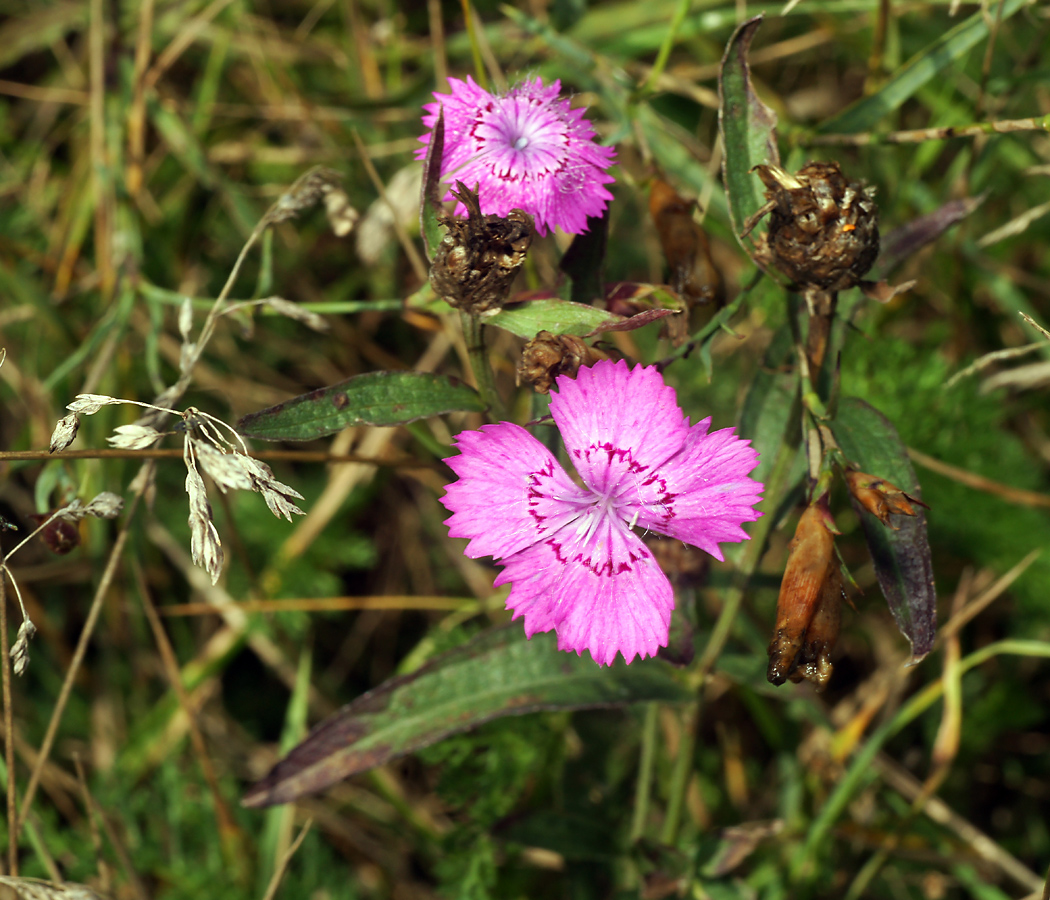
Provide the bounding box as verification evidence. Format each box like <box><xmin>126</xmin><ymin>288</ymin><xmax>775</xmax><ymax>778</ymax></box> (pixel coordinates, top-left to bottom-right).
<box><xmin>441</xmin><ymin>360</ymin><xmax>763</xmax><ymax>666</ymax></box>
<box><xmin>417</xmin><ymin>76</ymin><xmax>616</xmax><ymax>236</ymax></box>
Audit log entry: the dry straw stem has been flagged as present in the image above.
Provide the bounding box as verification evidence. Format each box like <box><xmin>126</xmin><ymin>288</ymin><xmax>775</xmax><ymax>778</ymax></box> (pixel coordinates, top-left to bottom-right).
<box><xmin>350</xmin><ymin>129</ymin><xmax>428</xmax><ymax>283</ymax></box>
<box><xmin>807</xmin><ymin>114</ymin><xmax>1050</xmax><ymax>146</ymax></box>
<box><xmin>260</xmin><ymin>819</ymin><xmax>313</xmax><ymax>900</ymax></box>
<box><xmin>874</xmin><ymin>753</ymin><xmax>1045</xmax><ymax>894</ymax></box>
<box><xmin>2</xmin><ymin>447</ymin><xmax>438</xmax><ymax>470</ymax></box>
<box><xmin>133</xmin><ymin>559</ymin><xmax>245</xmax><ymax>867</ymax></box>
<box><xmin>145</xmin><ymin>520</ymin><xmax>337</xmax><ymax>719</ymax></box>
<box><xmin>938</xmin><ymin>548</ymin><xmax>1041</xmax><ymax>642</ymax></box>
<box><xmin>908</xmin><ymin>447</ymin><xmax>1050</xmax><ymax>509</ymax></box>
<box><xmin>15</xmin><ymin>483</ymin><xmax>144</xmax><ymax>842</ymax></box>
<box><xmin>159</xmin><ymin>595</ymin><xmax>475</xmax><ymax>617</ymax></box>
<box><xmin>71</xmin><ymin>756</ymin><xmax>148</xmax><ymax>900</ymax></box>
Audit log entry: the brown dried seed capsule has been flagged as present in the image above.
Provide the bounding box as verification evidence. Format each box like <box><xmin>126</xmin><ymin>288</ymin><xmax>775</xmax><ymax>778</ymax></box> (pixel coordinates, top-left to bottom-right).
<box><xmin>845</xmin><ymin>468</ymin><xmax>928</xmax><ymax>529</ymax></box>
<box><xmin>766</xmin><ymin>502</ymin><xmax>844</xmax><ymax>691</ymax></box>
<box><xmin>430</xmin><ymin>181</ymin><xmax>534</xmax><ymax>315</ymax></box>
<box><xmin>517</xmin><ymin>331</ymin><xmax>604</xmax><ymax>394</ymax></box>
<box><xmin>747</xmin><ymin>161</ymin><xmax>879</xmax><ymax>292</ymax></box>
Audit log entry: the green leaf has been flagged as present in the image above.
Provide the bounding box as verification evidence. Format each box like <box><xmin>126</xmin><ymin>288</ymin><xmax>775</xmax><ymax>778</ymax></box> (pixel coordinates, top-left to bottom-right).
<box><xmin>419</xmin><ymin>106</ymin><xmax>446</xmax><ymax>263</ymax></box>
<box><xmin>243</xmin><ymin>626</ymin><xmax>691</xmax><ymax>806</ymax></box>
<box><xmin>488</xmin><ymin>299</ymin><xmax>620</xmax><ymax>338</ymax></box>
<box><xmin>718</xmin><ymin>15</ymin><xmax>780</xmax><ymax>248</ymax></box>
<box><xmin>237</xmin><ymin>371</ymin><xmax>485</xmax><ymax>441</ymax></box>
<box><xmin>817</xmin><ymin>0</ymin><xmax>1030</xmax><ymax>135</ymax></box>
<box><xmin>831</xmin><ymin>398</ymin><xmax>936</xmax><ymax>662</ymax></box>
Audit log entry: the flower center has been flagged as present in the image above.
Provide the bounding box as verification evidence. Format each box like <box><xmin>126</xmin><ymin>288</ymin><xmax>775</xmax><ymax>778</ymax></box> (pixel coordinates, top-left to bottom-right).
<box><xmin>513</xmin><ymin>136</ymin><xmax>529</xmax><ymax>151</ymax></box>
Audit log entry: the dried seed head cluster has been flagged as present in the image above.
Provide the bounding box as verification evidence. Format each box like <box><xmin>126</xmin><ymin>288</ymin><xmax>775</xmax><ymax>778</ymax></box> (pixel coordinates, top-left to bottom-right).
<box><xmin>267</xmin><ymin>166</ymin><xmax>358</xmax><ymax>236</ymax></box>
<box><xmin>517</xmin><ymin>331</ymin><xmax>605</xmax><ymax>394</ymax></box>
<box><xmin>747</xmin><ymin>161</ymin><xmax>879</xmax><ymax>292</ymax></box>
<box><xmin>430</xmin><ymin>181</ymin><xmax>534</xmax><ymax>315</ymax></box>
<box><xmin>49</xmin><ymin>394</ymin><xmax>305</xmax><ymax>584</ymax></box>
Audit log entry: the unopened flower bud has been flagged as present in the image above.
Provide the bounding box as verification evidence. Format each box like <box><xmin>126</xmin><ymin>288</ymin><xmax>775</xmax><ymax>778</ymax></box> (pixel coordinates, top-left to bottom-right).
<box><xmin>747</xmin><ymin>161</ymin><xmax>878</xmax><ymax>292</ymax></box>
<box><xmin>767</xmin><ymin>502</ymin><xmax>844</xmax><ymax>691</ymax></box>
<box><xmin>517</xmin><ymin>331</ymin><xmax>604</xmax><ymax>394</ymax></box>
<box><xmin>430</xmin><ymin>181</ymin><xmax>534</xmax><ymax>315</ymax></box>
<box><xmin>845</xmin><ymin>469</ymin><xmax>927</xmax><ymax>528</ymax></box>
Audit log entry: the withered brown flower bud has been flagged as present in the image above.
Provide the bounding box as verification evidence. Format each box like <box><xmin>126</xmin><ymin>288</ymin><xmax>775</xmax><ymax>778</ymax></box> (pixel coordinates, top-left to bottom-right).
<box><xmin>648</xmin><ymin>179</ymin><xmax>723</xmax><ymax>307</ymax></box>
<box><xmin>845</xmin><ymin>469</ymin><xmax>928</xmax><ymax>529</ymax></box>
<box><xmin>767</xmin><ymin>502</ymin><xmax>844</xmax><ymax>691</ymax></box>
<box><xmin>746</xmin><ymin>161</ymin><xmax>878</xmax><ymax>292</ymax></box>
<box><xmin>517</xmin><ymin>331</ymin><xmax>605</xmax><ymax>393</ymax></box>
<box><xmin>430</xmin><ymin>181</ymin><xmax>534</xmax><ymax>315</ymax></box>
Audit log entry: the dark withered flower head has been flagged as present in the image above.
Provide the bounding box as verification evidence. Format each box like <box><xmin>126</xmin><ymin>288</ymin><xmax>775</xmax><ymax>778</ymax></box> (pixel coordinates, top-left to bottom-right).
<box><xmin>517</xmin><ymin>330</ymin><xmax>604</xmax><ymax>394</ymax></box>
<box><xmin>430</xmin><ymin>181</ymin><xmax>534</xmax><ymax>315</ymax></box>
<box><xmin>747</xmin><ymin>161</ymin><xmax>879</xmax><ymax>292</ymax></box>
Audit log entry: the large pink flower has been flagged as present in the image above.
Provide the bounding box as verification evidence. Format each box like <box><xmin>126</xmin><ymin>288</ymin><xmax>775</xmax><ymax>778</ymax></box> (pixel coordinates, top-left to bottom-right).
<box><xmin>417</xmin><ymin>76</ymin><xmax>616</xmax><ymax>236</ymax></box>
<box><xmin>441</xmin><ymin>360</ymin><xmax>764</xmax><ymax>666</ymax></box>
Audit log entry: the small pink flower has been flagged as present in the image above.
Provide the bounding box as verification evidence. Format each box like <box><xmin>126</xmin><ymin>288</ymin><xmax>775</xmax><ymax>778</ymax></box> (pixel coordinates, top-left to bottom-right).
<box><xmin>417</xmin><ymin>76</ymin><xmax>616</xmax><ymax>236</ymax></box>
<box><xmin>441</xmin><ymin>360</ymin><xmax>764</xmax><ymax>666</ymax></box>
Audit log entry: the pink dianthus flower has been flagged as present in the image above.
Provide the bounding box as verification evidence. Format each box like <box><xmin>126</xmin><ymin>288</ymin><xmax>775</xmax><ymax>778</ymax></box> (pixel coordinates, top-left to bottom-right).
<box><xmin>441</xmin><ymin>360</ymin><xmax>764</xmax><ymax>666</ymax></box>
<box><xmin>417</xmin><ymin>76</ymin><xmax>616</xmax><ymax>236</ymax></box>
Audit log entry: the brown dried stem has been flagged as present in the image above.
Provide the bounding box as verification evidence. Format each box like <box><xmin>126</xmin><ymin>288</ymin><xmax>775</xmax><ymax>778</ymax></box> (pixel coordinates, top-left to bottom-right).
<box><xmin>15</xmin><ymin>479</ymin><xmax>145</xmax><ymax>839</ymax></box>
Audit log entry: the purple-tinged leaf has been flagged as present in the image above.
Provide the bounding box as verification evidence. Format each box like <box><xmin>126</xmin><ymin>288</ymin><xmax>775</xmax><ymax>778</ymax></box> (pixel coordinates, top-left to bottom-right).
<box><xmin>586</xmin><ymin>307</ymin><xmax>680</xmax><ymax>337</ymax></box>
<box><xmin>870</xmin><ymin>195</ymin><xmax>985</xmax><ymax>281</ymax></box>
<box><xmin>419</xmin><ymin>106</ymin><xmax>445</xmax><ymax>263</ymax></box>
<box><xmin>831</xmin><ymin>398</ymin><xmax>936</xmax><ymax>663</ymax></box>
<box><xmin>237</xmin><ymin>371</ymin><xmax>484</xmax><ymax>441</ymax></box>
<box><xmin>719</xmin><ymin>15</ymin><xmax>780</xmax><ymax>251</ymax></box>
<box><xmin>243</xmin><ymin>626</ymin><xmax>690</xmax><ymax>807</ymax></box>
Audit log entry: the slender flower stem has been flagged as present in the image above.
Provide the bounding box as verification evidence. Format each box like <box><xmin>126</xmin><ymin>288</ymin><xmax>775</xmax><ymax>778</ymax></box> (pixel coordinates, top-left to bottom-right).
<box><xmin>642</xmin><ymin>0</ymin><xmax>691</xmax><ymax>95</ymax></box>
<box><xmin>659</xmin><ymin>703</ymin><xmax>698</xmax><ymax>845</ymax></box>
<box><xmin>661</xmin><ymin>435</ymin><xmax>801</xmax><ymax>845</ymax></box>
<box><xmin>630</xmin><ymin>703</ymin><xmax>658</xmax><ymax>842</ymax></box>
<box><xmin>459</xmin><ymin>312</ymin><xmax>506</xmax><ymax>421</ymax></box>
<box><xmin>458</xmin><ymin>0</ymin><xmax>488</xmax><ymax>89</ymax></box>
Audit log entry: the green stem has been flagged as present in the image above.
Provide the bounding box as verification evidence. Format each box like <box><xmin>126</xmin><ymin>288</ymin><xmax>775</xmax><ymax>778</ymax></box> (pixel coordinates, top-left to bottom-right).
<box><xmin>661</xmin><ymin>435</ymin><xmax>801</xmax><ymax>846</ymax></box>
<box><xmin>698</xmin><ymin>435</ymin><xmax>800</xmax><ymax>675</ymax></box>
<box><xmin>459</xmin><ymin>0</ymin><xmax>488</xmax><ymax>89</ymax></box>
<box><xmin>790</xmin><ymin>638</ymin><xmax>1050</xmax><ymax>882</ymax></box>
<box><xmin>630</xmin><ymin>703</ymin><xmax>658</xmax><ymax>842</ymax></box>
<box><xmin>642</xmin><ymin>0</ymin><xmax>691</xmax><ymax>95</ymax></box>
<box><xmin>459</xmin><ymin>311</ymin><xmax>506</xmax><ymax>421</ymax></box>
<box><xmin>659</xmin><ymin>703</ymin><xmax>698</xmax><ymax>845</ymax></box>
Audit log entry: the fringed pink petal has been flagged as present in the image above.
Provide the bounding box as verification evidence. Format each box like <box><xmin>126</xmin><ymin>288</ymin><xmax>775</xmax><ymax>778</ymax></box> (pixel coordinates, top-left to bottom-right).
<box><xmin>496</xmin><ymin>514</ymin><xmax>673</xmax><ymax>666</ymax></box>
<box><xmin>441</xmin><ymin>423</ymin><xmax>591</xmax><ymax>561</ymax></box>
<box><xmin>549</xmin><ymin>360</ymin><xmax>689</xmax><ymax>496</ymax></box>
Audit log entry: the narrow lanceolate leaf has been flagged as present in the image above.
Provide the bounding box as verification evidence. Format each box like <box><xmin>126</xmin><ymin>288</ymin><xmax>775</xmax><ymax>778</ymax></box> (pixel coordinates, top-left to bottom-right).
<box><xmin>870</xmin><ymin>195</ymin><xmax>986</xmax><ymax>282</ymax></box>
<box><xmin>419</xmin><ymin>106</ymin><xmax>446</xmax><ymax>263</ymax></box>
<box><xmin>237</xmin><ymin>371</ymin><xmax>485</xmax><ymax>441</ymax></box>
<box><xmin>489</xmin><ymin>298</ymin><xmax>620</xmax><ymax>339</ymax></box>
<box><xmin>817</xmin><ymin>0</ymin><xmax>1030</xmax><ymax>135</ymax></box>
<box><xmin>243</xmin><ymin>626</ymin><xmax>691</xmax><ymax>807</ymax></box>
<box><xmin>718</xmin><ymin>15</ymin><xmax>780</xmax><ymax>249</ymax></box>
<box><xmin>831</xmin><ymin>398</ymin><xmax>936</xmax><ymax>663</ymax></box>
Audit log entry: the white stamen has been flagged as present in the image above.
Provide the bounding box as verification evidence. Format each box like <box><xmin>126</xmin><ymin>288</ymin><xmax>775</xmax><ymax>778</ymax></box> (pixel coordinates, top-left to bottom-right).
<box><xmin>513</xmin><ymin>136</ymin><xmax>529</xmax><ymax>151</ymax></box>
